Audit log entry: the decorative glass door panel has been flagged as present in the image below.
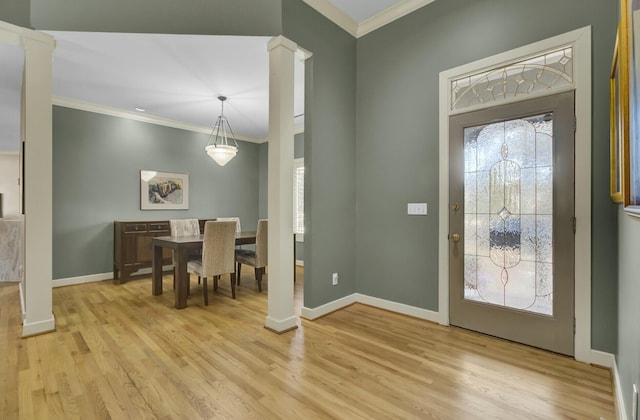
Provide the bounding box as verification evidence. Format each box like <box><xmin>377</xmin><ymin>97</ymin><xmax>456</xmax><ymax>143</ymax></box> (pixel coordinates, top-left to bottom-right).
<box><xmin>463</xmin><ymin>115</ymin><xmax>553</xmax><ymax>315</ymax></box>
<box><xmin>449</xmin><ymin>91</ymin><xmax>575</xmax><ymax>356</ymax></box>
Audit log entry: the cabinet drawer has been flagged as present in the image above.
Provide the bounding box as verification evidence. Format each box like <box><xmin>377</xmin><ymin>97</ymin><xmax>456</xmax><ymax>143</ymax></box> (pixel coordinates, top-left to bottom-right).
<box><xmin>148</xmin><ymin>222</ymin><xmax>169</xmax><ymax>232</ymax></box>
<box><xmin>124</xmin><ymin>223</ymin><xmax>148</xmax><ymax>233</ymax></box>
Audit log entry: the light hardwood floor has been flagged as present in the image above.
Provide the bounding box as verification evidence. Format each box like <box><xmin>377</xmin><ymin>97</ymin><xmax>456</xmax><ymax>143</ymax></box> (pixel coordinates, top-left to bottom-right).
<box><xmin>1</xmin><ymin>268</ymin><xmax>616</xmax><ymax>419</ymax></box>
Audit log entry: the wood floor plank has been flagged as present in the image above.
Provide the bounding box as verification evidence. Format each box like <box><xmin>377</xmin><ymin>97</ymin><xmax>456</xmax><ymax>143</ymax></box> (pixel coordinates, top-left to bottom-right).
<box><xmin>0</xmin><ymin>268</ymin><xmax>616</xmax><ymax>419</ymax></box>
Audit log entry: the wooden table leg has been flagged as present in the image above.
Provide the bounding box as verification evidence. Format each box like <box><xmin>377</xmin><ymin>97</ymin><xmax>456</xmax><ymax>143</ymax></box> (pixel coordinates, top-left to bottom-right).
<box><xmin>175</xmin><ymin>248</ymin><xmax>188</xmax><ymax>309</ymax></box>
<box><xmin>152</xmin><ymin>243</ymin><xmax>163</xmax><ymax>296</ymax></box>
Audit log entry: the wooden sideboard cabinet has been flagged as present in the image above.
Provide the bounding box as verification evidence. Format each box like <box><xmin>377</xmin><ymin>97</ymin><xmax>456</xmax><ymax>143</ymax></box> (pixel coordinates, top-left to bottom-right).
<box><xmin>113</xmin><ymin>219</ymin><xmax>213</xmax><ymax>284</ymax></box>
<box><xmin>113</xmin><ymin>220</ymin><xmax>173</xmax><ymax>284</ymax></box>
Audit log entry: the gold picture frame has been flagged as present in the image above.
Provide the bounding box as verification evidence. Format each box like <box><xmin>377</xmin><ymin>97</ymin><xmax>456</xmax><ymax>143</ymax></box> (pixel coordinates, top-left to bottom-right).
<box><xmin>611</xmin><ymin>2</ymin><xmax>631</xmax><ymax>204</ymax></box>
<box><xmin>611</xmin><ymin>29</ymin><xmax>625</xmax><ymax>203</ymax></box>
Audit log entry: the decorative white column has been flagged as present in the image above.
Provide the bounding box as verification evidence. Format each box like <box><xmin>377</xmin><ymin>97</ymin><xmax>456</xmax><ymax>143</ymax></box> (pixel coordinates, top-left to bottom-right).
<box><xmin>0</xmin><ymin>21</ymin><xmax>56</xmax><ymax>336</ymax></box>
<box><xmin>265</xmin><ymin>35</ymin><xmax>298</xmax><ymax>333</ymax></box>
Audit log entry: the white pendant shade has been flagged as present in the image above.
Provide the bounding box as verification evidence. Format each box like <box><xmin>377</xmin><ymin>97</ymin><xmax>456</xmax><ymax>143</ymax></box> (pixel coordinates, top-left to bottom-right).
<box><xmin>205</xmin><ymin>95</ymin><xmax>239</xmax><ymax>166</ymax></box>
<box><xmin>205</xmin><ymin>144</ymin><xmax>238</xmax><ymax>166</ymax></box>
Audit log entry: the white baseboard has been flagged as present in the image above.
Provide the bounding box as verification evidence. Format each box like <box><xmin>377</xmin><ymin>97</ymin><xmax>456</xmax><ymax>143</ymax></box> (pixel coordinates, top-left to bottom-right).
<box><xmin>589</xmin><ymin>349</ymin><xmax>615</xmax><ymax>368</ymax></box>
<box><xmin>300</xmin><ymin>293</ymin><xmax>441</xmax><ymax>324</ymax></box>
<box><xmin>301</xmin><ymin>293</ymin><xmax>357</xmax><ymax>320</ymax></box>
<box><xmin>613</xmin><ymin>358</ymin><xmax>629</xmax><ymax>420</ymax></box>
<box><xmin>355</xmin><ymin>293</ymin><xmax>442</xmax><ymax>324</ymax></box>
<box><xmin>53</xmin><ymin>272</ymin><xmax>113</xmax><ymax>287</ymax></box>
<box><xmin>22</xmin><ymin>314</ymin><xmax>55</xmax><ymax>337</ymax></box>
<box><xmin>53</xmin><ymin>266</ymin><xmax>173</xmax><ymax>288</ymax></box>
<box><xmin>265</xmin><ymin>315</ymin><xmax>299</xmax><ymax>333</ymax></box>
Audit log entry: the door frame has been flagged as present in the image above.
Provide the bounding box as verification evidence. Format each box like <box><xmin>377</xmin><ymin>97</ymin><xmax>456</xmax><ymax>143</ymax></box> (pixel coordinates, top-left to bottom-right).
<box><xmin>438</xmin><ymin>26</ymin><xmax>594</xmax><ymax>363</ymax></box>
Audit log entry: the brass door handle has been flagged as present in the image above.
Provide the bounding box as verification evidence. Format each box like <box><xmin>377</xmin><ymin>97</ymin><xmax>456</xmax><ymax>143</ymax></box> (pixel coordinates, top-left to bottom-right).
<box><xmin>451</xmin><ymin>233</ymin><xmax>461</xmax><ymax>243</ymax></box>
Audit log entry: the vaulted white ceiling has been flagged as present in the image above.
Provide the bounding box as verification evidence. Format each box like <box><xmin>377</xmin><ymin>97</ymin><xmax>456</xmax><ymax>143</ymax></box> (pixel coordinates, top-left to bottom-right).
<box><xmin>0</xmin><ymin>0</ymin><xmax>434</xmax><ymax>151</ymax></box>
<box><xmin>47</xmin><ymin>32</ymin><xmax>301</xmax><ymax>142</ymax></box>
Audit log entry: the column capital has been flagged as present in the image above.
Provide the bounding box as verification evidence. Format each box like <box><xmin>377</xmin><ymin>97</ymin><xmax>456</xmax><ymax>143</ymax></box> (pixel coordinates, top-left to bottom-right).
<box><xmin>267</xmin><ymin>35</ymin><xmax>297</xmax><ymax>53</ymax></box>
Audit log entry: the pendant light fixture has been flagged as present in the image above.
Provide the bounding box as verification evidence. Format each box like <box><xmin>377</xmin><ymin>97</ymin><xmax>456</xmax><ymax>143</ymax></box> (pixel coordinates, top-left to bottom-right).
<box><xmin>205</xmin><ymin>95</ymin><xmax>239</xmax><ymax>166</ymax></box>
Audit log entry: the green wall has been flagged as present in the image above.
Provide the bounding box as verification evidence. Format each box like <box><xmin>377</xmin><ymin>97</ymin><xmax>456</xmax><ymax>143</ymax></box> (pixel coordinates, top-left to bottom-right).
<box><xmin>283</xmin><ymin>0</ymin><xmax>357</xmax><ymax>307</ymax></box>
<box><xmin>0</xmin><ymin>0</ymin><xmax>30</xmax><ymax>28</ymax></box>
<box><xmin>30</xmin><ymin>0</ymin><xmax>281</xmax><ymax>35</ymax></box>
<box><xmin>355</xmin><ymin>0</ymin><xmax>618</xmax><ymax>352</ymax></box>
<box><xmin>52</xmin><ymin>106</ymin><xmax>259</xmax><ymax>280</ymax></box>
<box><xmin>617</xmin><ymin>208</ymin><xmax>640</xmax><ymax>419</ymax></box>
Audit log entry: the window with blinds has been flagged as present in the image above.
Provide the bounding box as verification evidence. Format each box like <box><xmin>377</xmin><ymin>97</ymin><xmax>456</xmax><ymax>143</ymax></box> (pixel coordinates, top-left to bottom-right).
<box><xmin>293</xmin><ymin>158</ymin><xmax>304</xmax><ymax>237</ymax></box>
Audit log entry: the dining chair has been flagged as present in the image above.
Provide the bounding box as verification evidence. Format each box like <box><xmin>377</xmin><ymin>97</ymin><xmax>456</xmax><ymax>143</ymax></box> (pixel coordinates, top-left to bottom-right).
<box><xmin>169</xmin><ymin>219</ymin><xmax>201</xmax><ymax>289</ymax></box>
<box><xmin>216</xmin><ymin>217</ymin><xmax>241</xmax><ymax>234</ymax></box>
<box><xmin>235</xmin><ymin>219</ymin><xmax>267</xmax><ymax>292</ymax></box>
<box><xmin>186</xmin><ymin>220</ymin><xmax>237</xmax><ymax>305</ymax></box>
<box><xmin>169</xmin><ymin>218</ymin><xmax>200</xmax><ymax>237</ymax></box>
<box><xmin>216</xmin><ymin>216</ymin><xmax>243</xmax><ymax>250</ymax></box>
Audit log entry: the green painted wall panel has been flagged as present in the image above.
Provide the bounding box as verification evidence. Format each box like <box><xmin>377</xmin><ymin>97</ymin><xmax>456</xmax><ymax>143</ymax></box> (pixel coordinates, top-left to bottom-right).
<box><xmin>0</xmin><ymin>0</ymin><xmax>30</xmax><ymax>28</ymax></box>
<box><xmin>356</xmin><ymin>0</ymin><xmax>617</xmax><ymax>352</ymax></box>
<box><xmin>30</xmin><ymin>0</ymin><xmax>281</xmax><ymax>35</ymax></box>
<box><xmin>283</xmin><ymin>0</ymin><xmax>357</xmax><ymax>308</ymax></box>
<box><xmin>52</xmin><ymin>106</ymin><xmax>259</xmax><ymax>279</ymax></box>
<box><xmin>618</xmin><ymin>207</ymin><xmax>640</xmax><ymax>419</ymax></box>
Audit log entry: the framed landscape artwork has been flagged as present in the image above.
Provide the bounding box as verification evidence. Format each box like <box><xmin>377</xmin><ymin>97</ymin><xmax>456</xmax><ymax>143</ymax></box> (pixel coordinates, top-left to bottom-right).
<box><xmin>140</xmin><ymin>170</ymin><xmax>189</xmax><ymax>210</ymax></box>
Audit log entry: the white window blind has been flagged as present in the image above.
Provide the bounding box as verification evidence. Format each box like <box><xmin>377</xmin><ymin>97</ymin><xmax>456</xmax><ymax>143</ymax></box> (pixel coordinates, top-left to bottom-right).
<box><xmin>293</xmin><ymin>158</ymin><xmax>304</xmax><ymax>236</ymax></box>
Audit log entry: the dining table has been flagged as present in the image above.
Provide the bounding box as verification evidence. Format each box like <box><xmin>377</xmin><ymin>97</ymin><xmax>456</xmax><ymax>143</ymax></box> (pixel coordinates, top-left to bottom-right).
<box><xmin>152</xmin><ymin>231</ymin><xmax>256</xmax><ymax>309</ymax></box>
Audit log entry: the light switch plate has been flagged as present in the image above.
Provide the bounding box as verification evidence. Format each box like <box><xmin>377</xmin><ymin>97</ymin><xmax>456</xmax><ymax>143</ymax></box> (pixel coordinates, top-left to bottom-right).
<box><xmin>407</xmin><ymin>203</ymin><xmax>427</xmax><ymax>215</ymax></box>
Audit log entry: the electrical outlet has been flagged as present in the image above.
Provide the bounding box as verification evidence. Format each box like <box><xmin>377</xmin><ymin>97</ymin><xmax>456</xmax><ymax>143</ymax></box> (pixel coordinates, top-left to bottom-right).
<box><xmin>633</xmin><ymin>384</ymin><xmax>638</xmax><ymax>420</ymax></box>
<box><xmin>332</xmin><ymin>273</ymin><xmax>338</xmax><ymax>286</ymax></box>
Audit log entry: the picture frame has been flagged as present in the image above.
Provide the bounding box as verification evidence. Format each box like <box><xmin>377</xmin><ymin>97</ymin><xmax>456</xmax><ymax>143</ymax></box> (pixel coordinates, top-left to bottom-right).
<box><xmin>611</xmin><ymin>28</ymin><xmax>625</xmax><ymax>203</ymax></box>
<box><xmin>611</xmin><ymin>0</ymin><xmax>632</xmax><ymax>205</ymax></box>
<box><xmin>140</xmin><ymin>170</ymin><xmax>189</xmax><ymax>210</ymax></box>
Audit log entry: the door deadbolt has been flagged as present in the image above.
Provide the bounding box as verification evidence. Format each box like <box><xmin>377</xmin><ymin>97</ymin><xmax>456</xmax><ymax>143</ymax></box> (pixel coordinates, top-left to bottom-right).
<box><xmin>451</xmin><ymin>203</ymin><xmax>460</xmax><ymax>212</ymax></box>
<box><xmin>451</xmin><ymin>233</ymin><xmax>461</xmax><ymax>242</ymax></box>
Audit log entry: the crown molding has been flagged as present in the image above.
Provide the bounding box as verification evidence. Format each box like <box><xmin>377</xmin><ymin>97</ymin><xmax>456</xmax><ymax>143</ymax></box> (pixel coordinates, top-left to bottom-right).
<box><xmin>303</xmin><ymin>0</ymin><xmax>436</xmax><ymax>38</ymax></box>
<box><xmin>52</xmin><ymin>96</ymin><xmax>266</xmax><ymax>144</ymax></box>
<box><xmin>357</xmin><ymin>0</ymin><xmax>437</xmax><ymax>37</ymax></box>
<box><xmin>302</xmin><ymin>0</ymin><xmax>359</xmax><ymax>37</ymax></box>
